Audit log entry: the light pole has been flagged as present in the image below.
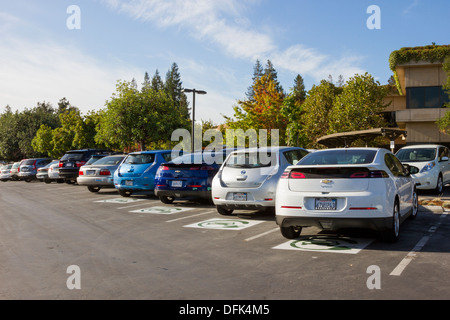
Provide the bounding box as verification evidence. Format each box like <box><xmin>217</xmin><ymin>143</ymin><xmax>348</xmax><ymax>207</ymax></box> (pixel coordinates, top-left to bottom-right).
<box><xmin>182</xmin><ymin>88</ymin><xmax>207</xmax><ymax>153</ymax></box>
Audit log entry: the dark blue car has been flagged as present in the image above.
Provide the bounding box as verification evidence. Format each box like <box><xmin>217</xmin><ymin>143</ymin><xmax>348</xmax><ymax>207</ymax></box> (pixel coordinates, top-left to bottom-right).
<box><xmin>114</xmin><ymin>150</ymin><xmax>174</xmax><ymax>197</ymax></box>
<box><xmin>154</xmin><ymin>149</ymin><xmax>232</xmax><ymax>204</ymax></box>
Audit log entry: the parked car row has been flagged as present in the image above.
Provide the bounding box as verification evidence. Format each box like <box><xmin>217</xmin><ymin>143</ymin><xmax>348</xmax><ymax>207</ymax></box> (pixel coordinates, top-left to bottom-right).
<box><xmin>2</xmin><ymin>144</ymin><xmax>447</xmax><ymax>243</ymax></box>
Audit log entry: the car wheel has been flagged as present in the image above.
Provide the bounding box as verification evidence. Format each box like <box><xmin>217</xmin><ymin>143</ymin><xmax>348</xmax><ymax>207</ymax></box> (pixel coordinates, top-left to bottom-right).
<box><xmin>435</xmin><ymin>174</ymin><xmax>443</xmax><ymax>194</ymax></box>
<box><xmin>25</xmin><ymin>178</ymin><xmax>31</xmax><ymax>182</ymax></box>
<box><xmin>56</xmin><ymin>179</ymin><xmax>64</xmax><ymax>183</ymax></box>
<box><xmin>87</xmin><ymin>186</ymin><xmax>101</xmax><ymax>193</ymax></box>
<box><xmin>217</xmin><ymin>206</ymin><xmax>233</xmax><ymax>216</ymax></box>
<box><xmin>119</xmin><ymin>190</ymin><xmax>132</xmax><ymax>197</ymax></box>
<box><xmin>160</xmin><ymin>195</ymin><xmax>174</xmax><ymax>204</ymax></box>
<box><xmin>280</xmin><ymin>225</ymin><xmax>302</xmax><ymax>239</ymax></box>
<box><xmin>381</xmin><ymin>200</ymin><xmax>400</xmax><ymax>243</ymax></box>
<box><xmin>409</xmin><ymin>188</ymin><xmax>418</xmax><ymax>220</ymax></box>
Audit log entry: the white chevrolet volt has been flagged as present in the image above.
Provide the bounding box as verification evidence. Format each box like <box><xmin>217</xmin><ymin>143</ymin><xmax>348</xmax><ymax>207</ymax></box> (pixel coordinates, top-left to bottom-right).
<box><xmin>275</xmin><ymin>148</ymin><xmax>418</xmax><ymax>242</ymax></box>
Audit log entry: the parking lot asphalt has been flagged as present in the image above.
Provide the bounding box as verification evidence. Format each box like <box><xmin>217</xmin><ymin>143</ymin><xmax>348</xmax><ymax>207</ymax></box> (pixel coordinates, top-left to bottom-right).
<box><xmin>0</xmin><ymin>180</ymin><xmax>449</xmax><ymax>301</ymax></box>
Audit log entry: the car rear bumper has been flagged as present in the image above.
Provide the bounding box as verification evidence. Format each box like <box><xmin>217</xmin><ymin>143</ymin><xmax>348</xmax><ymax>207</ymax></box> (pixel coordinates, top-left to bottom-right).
<box><xmin>276</xmin><ymin>215</ymin><xmax>393</xmax><ymax>231</ymax></box>
<box><xmin>155</xmin><ymin>189</ymin><xmax>211</xmax><ymax>200</ymax></box>
<box><xmin>77</xmin><ymin>176</ymin><xmax>114</xmax><ymax>186</ymax></box>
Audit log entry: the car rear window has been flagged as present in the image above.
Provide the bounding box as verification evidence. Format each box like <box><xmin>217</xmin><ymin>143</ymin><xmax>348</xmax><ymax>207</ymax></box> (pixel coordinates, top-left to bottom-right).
<box><xmin>61</xmin><ymin>152</ymin><xmax>84</xmax><ymax>161</ymax></box>
<box><xmin>125</xmin><ymin>153</ymin><xmax>155</xmax><ymax>164</ymax></box>
<box><xmin>22</xmin><ymin>159</ymin><xmax>36</xmax><ymax>165</ymax></box>
<box><xmin>299</xmin><ymin>149</ymin><xmax>377</xmax><ymax>165</ymax></box>
<box><xmin>225</xmin><ymin>152</ymin><xmax>274</xmax><ymax>168</ymax></box>
<box><xmin>396</xmin><ymin>148</ymin><xmax>436</xmax><ymax>162</ymax></box>
<box><xmin>93</xmin><ymin>155</ymin><xmax>125</xmax><ymax>165</ymax></box>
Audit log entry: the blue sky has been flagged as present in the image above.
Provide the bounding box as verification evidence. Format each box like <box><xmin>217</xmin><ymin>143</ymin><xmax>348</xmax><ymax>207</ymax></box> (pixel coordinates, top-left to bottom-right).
<box><xmin>1</xmin><ymin>0</ymin><xmax>449</xmax><ymax>124</ymax></box>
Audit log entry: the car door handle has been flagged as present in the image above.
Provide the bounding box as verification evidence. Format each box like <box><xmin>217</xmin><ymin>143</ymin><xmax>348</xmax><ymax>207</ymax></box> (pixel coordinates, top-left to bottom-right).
<box><xmin>236</xmin><ymin>175</ymin><xmax>247</xmax><ymax>181</ymax></box>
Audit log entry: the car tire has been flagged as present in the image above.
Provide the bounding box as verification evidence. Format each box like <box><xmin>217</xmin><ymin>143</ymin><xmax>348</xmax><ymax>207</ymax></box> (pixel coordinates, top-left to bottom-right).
<box><xmin>44</xmin><ymin>179</ymin><xmax>51</xmax><ymax>184</ymax></box>
<box><xmin>408</xmin><ymin>188</ymin><xmax>418</xmax><ymax>220</ymax></box>
<box><xmin>87</xmin><ymin>186</ymin><xmax>101</xmax><ymax>193</ymax></box>
<box><xmin>119</xmin><ymin>190</ymin><xmax>132</xmax><ymax>197</ymax></box>
<box><xmin>381</xmin><ymin>200</ymin><xmax>400</xmax><ymax>243</ymax></box>
<box><xmin>217</xmin><ymin>206</ymin><xmax>233</xmax><ymax>216</ymax></box>
<box><xmin>280</xmin><ymin>225</ymin><xmax>302</xmax><ymax>239</ymax></box>
<box><xmin>160</xmin><ymin>195</ymin><xmax>174</xmax><ymax>204</ymax></box>
<box><xmin>435</xmin><ymin>174</ymin><xmax>443</xmax><ymax>194</ymax></box>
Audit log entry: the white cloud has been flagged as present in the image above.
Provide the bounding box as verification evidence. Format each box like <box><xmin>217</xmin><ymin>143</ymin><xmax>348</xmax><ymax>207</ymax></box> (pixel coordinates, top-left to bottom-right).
<box><xmin>103</xmin><ymin>0</ymin><xmax>365</xmax><ymax>85</ymax></box>
<box><xmin>0</xmin><ymin>32</ymin><xmax>140</xmax><ymax>113</ymax></box>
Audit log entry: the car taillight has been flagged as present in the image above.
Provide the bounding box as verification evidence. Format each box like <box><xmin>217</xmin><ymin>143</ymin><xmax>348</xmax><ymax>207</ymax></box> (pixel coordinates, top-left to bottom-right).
<box><xmin>280</xmin><ymin>171</ymin><xmax>289</xmax><ymax>179</ymax></box>
<box><xmin>100</xmin><ymin>169</ymin><xmax>111</xmax><ymax>176</ymax></box>
<box><xmin>59</xmin><ymin>161</ymin><xmax>63</xmax><ymax>168</ymax></box>
<box><xmin>161</xmin><ymin>166</ymin><xmax>170</xmax><ymax>171</ymax></box>
<box><xmin>76</xmin><ymin>161</ymin><xmax>86</xmax><ymax>167</ymax></box>
<box><xmin>79</xmin><ymin>171</ymin><xmax>84</xmax><ymax>175</ymax></box>
<box><xmin>290</xmin><ymin>171</ymin><xmax>306</xmax><ymax>179</ymax></box>
<box><xmin>350</xmin><ymin>170</ymin><xmax>388</xmax><ymax>178</ymax></box>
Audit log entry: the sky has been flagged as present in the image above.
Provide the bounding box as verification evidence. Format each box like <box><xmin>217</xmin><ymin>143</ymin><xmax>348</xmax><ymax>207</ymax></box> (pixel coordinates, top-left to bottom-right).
<box><xmin>0</xmin><ymin>0</ymin><xmax>449</xmax><ymax>125</ymax></box>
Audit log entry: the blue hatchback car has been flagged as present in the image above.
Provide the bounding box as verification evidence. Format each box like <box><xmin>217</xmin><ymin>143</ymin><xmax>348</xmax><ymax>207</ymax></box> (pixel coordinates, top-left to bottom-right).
<box><xmin>154</xmin><ymin>148</ymin><xmax>233</xmax><ymax>204</ymax></box>
<box><xmin>114</xmin><ymin>150</ymin><xmax>174</xmax><ymax>197</ymax></box>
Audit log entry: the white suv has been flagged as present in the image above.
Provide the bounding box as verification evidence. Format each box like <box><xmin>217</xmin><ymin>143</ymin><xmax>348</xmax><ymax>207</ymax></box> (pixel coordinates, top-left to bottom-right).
<box><xmin>396</xmin><ymin>144</ymin><xmax>450</xmax><ymax>193</ymax></box>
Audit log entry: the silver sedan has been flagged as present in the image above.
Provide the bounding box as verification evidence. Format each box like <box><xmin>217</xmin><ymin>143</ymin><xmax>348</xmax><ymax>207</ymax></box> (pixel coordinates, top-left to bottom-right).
<box><xmin>77</xmin><ymin>154</ymin><xmax>126</xmax><ymax>192</ymax></box>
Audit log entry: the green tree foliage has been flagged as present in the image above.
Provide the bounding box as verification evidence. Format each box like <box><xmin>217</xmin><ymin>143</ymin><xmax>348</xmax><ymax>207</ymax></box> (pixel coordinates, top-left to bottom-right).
<box><xmin>95</xmin><ymin>78</ymin><xmax>190</xmax><ymax>151</ymax></box>
<box><xmin>32</xmin><ymin>109</ymin><xmax>106</xmax><ymax>158</ymax></box>
<box><xmin>436</xmin><ymin>56</ymin><xmax>450</xmax><ymax>133</ymax></box>
<box><xmin>328</xmin><ymin>73</ymin><xmax>389</xmax><ymax>134</ymax></box>
<box><xmin>0</xmin><ymin>102</ymin><xmax>60</xmax><ymax>160</ymax></box>
<box><xmin>281</xmin><ymin>74</ymin><xmax>308</xmax><ymax>147</ymax></box>
<box><xmin>301</xmin><ymin>80</ymin><xmax>339</xmax><ymax>148</ymax></box>
<box><xmin>226</xmin><ymin>74</ymin><xmax>287</xmax><ymax>146</ymax></box>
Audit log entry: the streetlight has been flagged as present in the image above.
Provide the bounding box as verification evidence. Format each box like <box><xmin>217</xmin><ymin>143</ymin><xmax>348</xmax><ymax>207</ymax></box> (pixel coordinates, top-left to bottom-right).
<box><xmin>182</xmin><ymin>88</ymin><xmax>207</xmax><ymax>153</ymax></box>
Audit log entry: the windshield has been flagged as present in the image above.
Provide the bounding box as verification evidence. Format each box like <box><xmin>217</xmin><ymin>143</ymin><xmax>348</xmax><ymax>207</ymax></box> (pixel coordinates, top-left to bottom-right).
<box><xmin>396</xmin><ymin>148</ymin><xmax>437</xmax><ymax>162</ymax></box>
<box><xmin>125</xmin><ymin>153</ymin><xmax>155</xmax><ymax>165</ymax></box>
<box><xmin>299</xmin><ymin>149</ymin><xmax>377</xmax><ymax>165</ymax></box>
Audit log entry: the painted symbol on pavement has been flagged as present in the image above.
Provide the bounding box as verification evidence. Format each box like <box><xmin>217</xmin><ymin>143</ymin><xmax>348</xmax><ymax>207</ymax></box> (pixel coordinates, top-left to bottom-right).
<box><xmin>129</xmin><ymin>206</ymin><xmax>194</xmax><ymax>214</ymax></box>
<box><xmin>184</xmin><ymin>218</ymin><xmax>264</xmax><ymax>230</ymax></box>
<box><xmin>95</xmin><ymin>198</ymin><xmax>144</xmax><ymax>203</ymax></box>
<box><xmin>273</xmin><ymin>235</ymin><xmax>373</xmax><ymax>254</ymax></box>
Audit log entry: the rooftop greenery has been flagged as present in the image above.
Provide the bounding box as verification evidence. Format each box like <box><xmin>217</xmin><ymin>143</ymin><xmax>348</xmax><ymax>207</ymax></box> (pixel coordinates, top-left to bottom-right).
<box><xmin>389</xmin><ymin>44</ymin><xmax>450</xmax><ymax>95</ymax></box>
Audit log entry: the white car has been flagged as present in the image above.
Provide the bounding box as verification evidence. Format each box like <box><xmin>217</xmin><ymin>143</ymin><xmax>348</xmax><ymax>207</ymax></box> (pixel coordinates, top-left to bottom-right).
<box><xmin>212</xmin><ymin>147</ymin><xmax>309</xmax><ymax>215</ymax></box>
<box><xmin>275</xmin><ymin>148</ymin><xmax>418</xmax><ymax>242</ymax></box>
<box><xmin>396</xmin><ymin>144</ymin><xmax>450</xmax><ymax>194</ymax></box>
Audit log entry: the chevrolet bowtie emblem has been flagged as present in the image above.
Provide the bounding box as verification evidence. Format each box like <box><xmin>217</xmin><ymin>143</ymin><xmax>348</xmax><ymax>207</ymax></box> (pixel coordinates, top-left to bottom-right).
<box><xmin>321</xmin><ymin>179</ymin><xmax>333</xmax><ymax>184</ymax></box>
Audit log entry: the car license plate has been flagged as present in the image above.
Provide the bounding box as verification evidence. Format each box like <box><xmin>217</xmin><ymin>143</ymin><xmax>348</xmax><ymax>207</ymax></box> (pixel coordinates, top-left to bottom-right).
<box><xmin>125</xmin><ymin>180</ymin><xmax>133</xmax><ymax>186</ymax></box>
<box><xmin>233</xmin><ymin>192</ymin><xmax>247</xmax><ymax>201</ymax></box>
<box><xmin>86</xmin><ymin>170</ymin><xmax>95</xmax><ymax>176</ymax></box>
<box><xmin>315</xmin><ymin>198</ymin><xmax>337</xmax><ymax>210</ymax></box>
<box><xmin>172</xmin><ymin>180</ymin><xmax>183</xmax><ymax>187</ymax></box>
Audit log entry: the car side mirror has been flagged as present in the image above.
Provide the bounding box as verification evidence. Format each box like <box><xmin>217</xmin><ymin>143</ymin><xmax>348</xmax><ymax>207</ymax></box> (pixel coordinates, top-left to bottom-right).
<box><xmin>408</xmin><ymin>165</ymin><xmax>419</xmax><ymax>175</ymax></box>
<box><xmin>441</xmin><ymin>156</ymin><xmax>449</xmax><ymax>162</ymax></box>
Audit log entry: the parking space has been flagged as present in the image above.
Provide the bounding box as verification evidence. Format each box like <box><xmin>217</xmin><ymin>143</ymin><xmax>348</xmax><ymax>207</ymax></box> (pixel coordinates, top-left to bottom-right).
<box><xmin>1</xmin><ymin>181</ymin><xmax>450</xmax><ymax>299</ymax></box>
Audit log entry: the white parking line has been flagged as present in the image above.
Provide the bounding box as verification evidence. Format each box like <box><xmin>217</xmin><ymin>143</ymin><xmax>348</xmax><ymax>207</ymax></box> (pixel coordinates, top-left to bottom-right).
<box><xmin>390</xmin><ymin>211</ymin><xmax>448</xmax><ymax>276</ymax></box>
<box><xmin>245</xmin><ymin>228</ymin><xmax>279</xmax><ymax>242</ymax></box>
<box><xmin>117</xmin><ymin>202</ymin><xmax>155</xmax><ymax>209</ymax></box>
<box><xmin>166</xmin><ymin>211</ymin><xmax>215</xmax><ymax>223</ymax></box>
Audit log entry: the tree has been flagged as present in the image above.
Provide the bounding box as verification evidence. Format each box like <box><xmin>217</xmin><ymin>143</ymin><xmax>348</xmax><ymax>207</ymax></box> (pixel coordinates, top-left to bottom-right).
<box><xmin>226</xmin><ymin>74</ymin><xmax>287</xmax><ymax>145</ymax></box>
<box><xmin>165</xmin><ymin>63</ymin><xmax>190</xmax><ymax>121</ymax></box>
<box><xmin>280</xmin><ymin>74</ymin><xmax>308</xmax><ymax>147</ymax></box>
<box><xmin>436</xmin><ymin>56</ymin><xmax>450</xmax><ymax>132</ymax></box>
<box><xmin>96</xmin><ymin>79</ymin><xmax>190</xmax><ymax>151</ymax></box>
<box><xmin>32</xmin><ymin>109</ymin><xmax>105</xmax><ymax>158</ymax></box>
<box><xmin>301</xmin><ymin>80</ymin><xmax>339</xmax><ymax>148</ymax></box>
<box><xmin>246</xmin><ymin>60</ymin><xmax>264</xmax><ymax>100</ymax></box>
<box><xmin>328</xmin><ymin>73</ymin><xmax>389</xmax><ymax>134</ymax></box>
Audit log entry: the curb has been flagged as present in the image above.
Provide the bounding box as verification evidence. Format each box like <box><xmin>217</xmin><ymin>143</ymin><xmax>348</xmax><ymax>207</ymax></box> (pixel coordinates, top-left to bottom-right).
<box><xmin>418</xmin><ymin>199</ymin><xmax>450</xmax><ymax>213</ymax></box>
